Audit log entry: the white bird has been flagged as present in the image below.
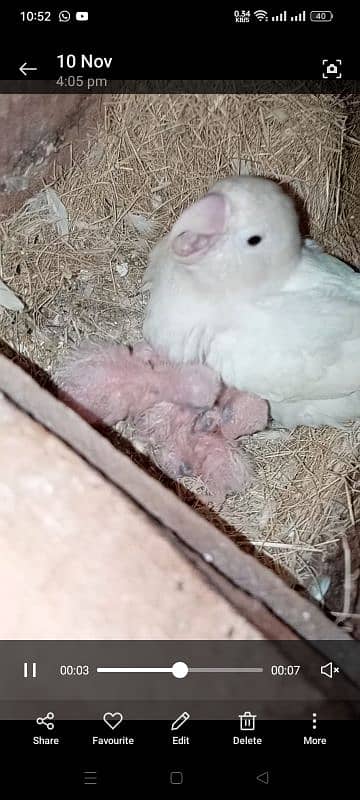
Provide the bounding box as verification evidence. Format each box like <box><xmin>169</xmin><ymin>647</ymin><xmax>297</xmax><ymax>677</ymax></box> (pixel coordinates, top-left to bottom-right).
<box><xmin>142</xmin><ymin>175</ymin><xmax>360</xmax><ymax>428</ymax></box>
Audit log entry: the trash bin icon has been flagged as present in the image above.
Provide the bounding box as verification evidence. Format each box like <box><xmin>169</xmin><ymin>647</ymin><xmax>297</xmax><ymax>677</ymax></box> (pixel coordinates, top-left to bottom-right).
<box><xmin>239</xmin><ymin>711</ymin><xmax>256</xmax><ymax>731</ymax></box>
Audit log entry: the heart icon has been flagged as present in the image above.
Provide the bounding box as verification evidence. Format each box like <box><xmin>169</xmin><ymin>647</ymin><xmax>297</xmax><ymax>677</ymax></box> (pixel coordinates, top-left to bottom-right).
<box><xmin>103</xmin><ymin>712</ymin><xmax>123</xmax><ymax>730</ymax></box>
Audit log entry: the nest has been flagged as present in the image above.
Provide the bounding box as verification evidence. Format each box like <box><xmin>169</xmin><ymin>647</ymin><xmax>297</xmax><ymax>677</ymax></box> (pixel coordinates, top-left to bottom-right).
<box><xmin>1</xmin><ymin>93</ymin><xmax>360</xmax><ymax>632</ymax></box>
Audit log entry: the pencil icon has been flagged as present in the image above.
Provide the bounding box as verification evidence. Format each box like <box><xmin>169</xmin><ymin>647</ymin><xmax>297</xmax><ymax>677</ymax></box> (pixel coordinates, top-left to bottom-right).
<box><xmin>171</xmin><ymin>712</ymin><xmax>190</xmax><ymax>731</ymax></box>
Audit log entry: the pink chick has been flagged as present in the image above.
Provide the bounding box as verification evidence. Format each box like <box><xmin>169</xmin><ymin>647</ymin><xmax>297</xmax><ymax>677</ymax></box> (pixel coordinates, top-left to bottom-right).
<box><xmin>55</xmin><ymin>340</ymin><xmax>221</xmax><ymax>426</ymax></box>
<box><xmin>134</xmin><ymin>401</ymin><xmax>254</xmax><ymax>495</ymax></box>
<box><xmin>194</xmin><ymin>386</ymin><xmax>269</xmax><ymax>439</ymax></box>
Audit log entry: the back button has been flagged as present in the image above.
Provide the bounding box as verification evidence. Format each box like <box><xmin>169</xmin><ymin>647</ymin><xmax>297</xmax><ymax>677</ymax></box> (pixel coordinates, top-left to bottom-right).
<box><xmin>256</xmin><ymin>771</ymin><xmax>270</xmax><ymax>785</ymax></box>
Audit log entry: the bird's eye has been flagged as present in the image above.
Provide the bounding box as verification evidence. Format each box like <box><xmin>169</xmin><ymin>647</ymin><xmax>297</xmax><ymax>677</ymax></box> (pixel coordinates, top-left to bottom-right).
<box><xmin>247</xmin><ymin>235</ymin><xmax>262</xmax><ymax>246</ymax></box>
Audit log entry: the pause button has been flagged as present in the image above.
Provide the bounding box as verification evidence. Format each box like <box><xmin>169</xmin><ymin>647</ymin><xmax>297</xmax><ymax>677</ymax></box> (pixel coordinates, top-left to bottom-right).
<box><xmin>23</xmin><ymin>662</ymin><xmax>37</xmax><ymax>678</ymax></box>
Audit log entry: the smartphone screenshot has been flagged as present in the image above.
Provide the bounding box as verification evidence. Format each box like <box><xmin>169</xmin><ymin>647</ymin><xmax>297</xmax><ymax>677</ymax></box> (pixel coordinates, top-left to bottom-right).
<box><xmin>0</xmin><ymin>3</ymin><xmax>359</xmax><ymax>789</ymax></box>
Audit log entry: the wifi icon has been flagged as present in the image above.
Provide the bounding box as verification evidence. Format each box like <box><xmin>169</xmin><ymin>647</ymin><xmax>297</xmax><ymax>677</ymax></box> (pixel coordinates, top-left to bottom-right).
<box><xmin>254</xmin><ymin>9</ymin><xmax>268</xmax><ymax>21</ymax></box>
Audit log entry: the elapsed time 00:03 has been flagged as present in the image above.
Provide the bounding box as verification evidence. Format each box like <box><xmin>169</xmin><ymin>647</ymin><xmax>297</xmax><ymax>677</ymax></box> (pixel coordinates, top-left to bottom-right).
<box><xmin>59</xmin><ymin>665</ymin><xmax>90</xmax><ymax>676</ymax></box>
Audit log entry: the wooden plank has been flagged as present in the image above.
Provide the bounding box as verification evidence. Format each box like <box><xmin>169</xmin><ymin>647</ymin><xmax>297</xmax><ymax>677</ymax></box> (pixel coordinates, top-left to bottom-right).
<box><xmin>0</xmin><ymin>392</ymin><xmax>268</xmax><ymax>640</ymax></box>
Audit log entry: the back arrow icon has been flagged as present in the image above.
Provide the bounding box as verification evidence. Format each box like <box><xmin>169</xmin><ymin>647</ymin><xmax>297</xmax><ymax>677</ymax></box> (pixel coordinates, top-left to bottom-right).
<box><xmin>256</xmin><ymin>771</ymin><xmax>270</xmax><ymax>785</ymax></box>
<box><xmin>19</xmin><ymin>63</ymin><xmax>38</xmax><ymax>77</ymax></box>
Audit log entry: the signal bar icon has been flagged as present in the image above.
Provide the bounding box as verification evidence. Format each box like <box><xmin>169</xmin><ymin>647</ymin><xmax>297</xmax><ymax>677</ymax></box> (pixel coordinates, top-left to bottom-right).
<box><xmin>290</xmin><ymin>10</ymin><xmax>306</xmax><ymax>21</ymax></box>
<box><xmin>271</xmin><ymin>10</ymin><xmax>287</xmax><ymax>21</ymax></box>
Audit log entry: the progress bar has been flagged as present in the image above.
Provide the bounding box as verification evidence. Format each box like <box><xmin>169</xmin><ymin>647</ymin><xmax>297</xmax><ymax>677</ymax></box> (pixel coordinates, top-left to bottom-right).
<box><xmin>96</xmin><ymin>661</ymin><xmax>264</xmax><ymax>679</ymax></box>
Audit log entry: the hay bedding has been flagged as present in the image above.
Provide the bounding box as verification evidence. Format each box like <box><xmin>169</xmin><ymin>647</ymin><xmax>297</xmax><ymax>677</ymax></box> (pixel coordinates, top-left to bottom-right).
<box><xmin>1</xmin><ymin>94</ymin><xmax>360</xmax><ymax>633</ymax></box>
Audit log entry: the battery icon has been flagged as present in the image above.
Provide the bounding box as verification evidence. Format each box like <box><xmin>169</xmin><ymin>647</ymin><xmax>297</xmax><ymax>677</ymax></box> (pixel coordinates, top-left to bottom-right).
<box><xmin>310</xmin><ymin>10</ymin><xmax>334</xmax><ymax>21</ymax></box>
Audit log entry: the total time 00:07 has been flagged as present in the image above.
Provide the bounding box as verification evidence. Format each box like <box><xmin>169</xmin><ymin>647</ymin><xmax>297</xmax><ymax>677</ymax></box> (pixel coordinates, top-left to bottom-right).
<box><xmin>271</xmin><ymin>665</ymin><xmax>301</xmax><ymax>676</ymax></box>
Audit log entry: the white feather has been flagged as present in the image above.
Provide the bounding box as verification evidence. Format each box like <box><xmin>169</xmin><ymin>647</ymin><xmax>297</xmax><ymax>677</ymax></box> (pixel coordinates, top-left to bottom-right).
<box><xmin>0</xmin><ymin>280</ymin><xmax>24</xmax><ymax>311</ymax></box>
